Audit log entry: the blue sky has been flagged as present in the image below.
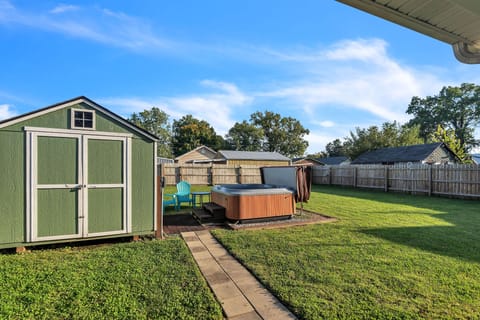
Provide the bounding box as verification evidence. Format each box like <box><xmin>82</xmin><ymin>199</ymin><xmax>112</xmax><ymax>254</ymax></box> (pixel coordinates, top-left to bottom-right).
<box><xmin>1</xmin><ymin>0</ymin><xmax>480</xmax><ymax>154</ymax></box>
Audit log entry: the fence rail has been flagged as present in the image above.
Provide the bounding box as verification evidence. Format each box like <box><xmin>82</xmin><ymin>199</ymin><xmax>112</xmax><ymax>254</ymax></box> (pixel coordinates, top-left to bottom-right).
<box><xmin>160</xmin><ymin>163</ymin><xmax>480</xmax><ymax>199</ymax></box>
<box><xmin>312</xmin><ymin>164</ymin><xmax>480</xmax><ymax>199</ymax></box>
<box><xmin>160</xmin><ymin>164</ymin><xmax>262</xmax><ymax>186</ymax></box>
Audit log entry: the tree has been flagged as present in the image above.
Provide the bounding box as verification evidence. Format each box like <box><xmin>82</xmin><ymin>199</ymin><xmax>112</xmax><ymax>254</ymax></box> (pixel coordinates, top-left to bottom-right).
<box><xmin>171</xmin><ymin>115</ymin><xmax>221</xmax><ymax>156</ymax></box>
<box><xmin>249</xmin><ymin>111</ymin><xmax>310</xmax><ymax>158</ymax></box>
<box><xmin>225</xmin><ymin>121</ymin><xmax>264</xmax><ymax>151</ymax></box>
<box><xmin>306</xmin><ymin>151</ymin><xmax>328</xmax><ymax>159</ymax></box>
<box><xmin>407</xmin><ymin>83</ymin><xmax>480</xmax><ymax>152</ymax></box>
<box><xmin>128</xmin><ymin>107</ymin><xmax>172</xmax><ymax>158</ymax></box>
<box><xmin>328</xmin><ymin>121</ymin><xmax>423</xmax><ymax>160</ymax></box>
<box><xmin>325</xmin><ymin>138</ymin><xmax>347</xmax><ymax>157</ymax></box>
<box><xmin>431</xmin><ymin>125</ymin><xmax>472</xmax><ymax>164</ymax></box>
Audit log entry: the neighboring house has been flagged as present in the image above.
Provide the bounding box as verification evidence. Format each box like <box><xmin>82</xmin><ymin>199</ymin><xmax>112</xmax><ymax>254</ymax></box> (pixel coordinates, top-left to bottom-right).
<box><xmin>316</xmin><ymin>156</ymin><xmax>350</xmax><ymax>166</ymax></box>
<box><xmin>174</xmin><ymin>145</ymin><xmax>217</xmax><ymax>164</ymax></box>
<box><xmin>0</xmin><ymin>96</ymin><xmax>159</xmax><ymax>249</ymax></box>
<box><xmin>472</xmin><ymin>154</ymin><xmax>480</xmax><ymax>164</ymax></box>
<box><xmin>351</xmin><ymin>143</ymin><xmax>460</xmax><ymax>165</ymax></box>
<box><xmin>215</xmin><ymin>150</ymin><xmax>291</xmax><ymax>166</ymax></box>
<box><xmin>292</xmin><ymin>157</ymin><xmax>324</xmax><ymax>166</ymax></box>
<box><xmin>157</xmin><ymin>157</ymin><xmax>174</xmax><ymax>165</ymax></box>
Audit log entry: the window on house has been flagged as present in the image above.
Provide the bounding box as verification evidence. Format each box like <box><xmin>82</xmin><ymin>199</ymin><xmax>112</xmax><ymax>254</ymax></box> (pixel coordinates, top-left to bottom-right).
<box><xmin>71</xmin><ymin>109</ymin><xmax>95</xmax><ymax>129</ymax></box>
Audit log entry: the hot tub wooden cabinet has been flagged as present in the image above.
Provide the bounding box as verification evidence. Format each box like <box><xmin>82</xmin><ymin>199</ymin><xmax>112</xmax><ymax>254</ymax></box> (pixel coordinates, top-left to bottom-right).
<box><xmin>211</xmin><ymin>184</ymin><xmax>295</xmax><ymax>222</ymax></box>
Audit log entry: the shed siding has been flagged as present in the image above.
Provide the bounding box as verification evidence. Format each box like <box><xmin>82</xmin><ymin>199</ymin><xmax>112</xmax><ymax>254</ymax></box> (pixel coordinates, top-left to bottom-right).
<box><xmin>131</xmin><ymin>139</ymin><xmax>155</xmax><ymax>232</ymax></box>
<box><xmin>37</xmin><ymin>189</ymin><xmax>78</xmax><ymax>237</ymax></box>
<box><xmin>0</xmin><ymin>130</ymin><xmax>25</xmax><ymax>244</ymax></box>
<box><xmin>0</xmin><ymin>101</ymin><xmax>155</xmax><ymax>247</ymax></box>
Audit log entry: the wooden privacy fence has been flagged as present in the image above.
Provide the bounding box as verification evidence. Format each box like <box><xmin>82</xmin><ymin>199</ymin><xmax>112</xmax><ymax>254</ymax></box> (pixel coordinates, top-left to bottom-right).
<box><xmin>313</xmin><ymin>164</ymin><xmax>480</xmax><ymax>199</ymax></box>
<box><xmin>160</xmin><ymin>164</ymin><xmax>262</xmax><ymax>185</ymax></box>
<box><xmin>159</xmin><ymin>163</ymin><xmax>480</xmax><ymax>199</ymax></box>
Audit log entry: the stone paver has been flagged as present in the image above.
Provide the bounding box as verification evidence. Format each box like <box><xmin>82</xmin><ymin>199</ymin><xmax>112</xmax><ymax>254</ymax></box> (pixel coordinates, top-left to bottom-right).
<box><xmin>182</xmin><ymin>231</ymin><xmax>297</xmax><ymax>320</ymax></box>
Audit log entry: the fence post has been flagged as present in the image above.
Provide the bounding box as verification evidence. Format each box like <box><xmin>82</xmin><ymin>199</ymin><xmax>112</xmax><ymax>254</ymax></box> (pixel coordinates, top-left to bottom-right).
<box><xmin>176</xmin><ymin>166</ymin><xmax>181</xmax><ymax>184</ymax></box>
<box><xmin>328</xmin><ymin>166</ymin><xmax>332</xmax><ymax>185</ymax></box>
<box><xmin>208</xmin><ymin>164</ymin><xmax>213</xmax><ymax>186</ymax></box>
<box><xmin>353</xmin><ymin>166</ymin><xmax>357</xmax><ymax>188</ymax></box>
<box><xmin>428</xmin><ymin>165</ymin><xmax>432</xmax><ymax>196</ymax></box>
<box><xmin>237</xmin><ymin>166</ymin><xmax>242</xmax><ymax>184</ymax></box>
<box><xmin>384</xmin><ymin>166</ymin><xmax>388</xmax><ymax>192</ymax></box>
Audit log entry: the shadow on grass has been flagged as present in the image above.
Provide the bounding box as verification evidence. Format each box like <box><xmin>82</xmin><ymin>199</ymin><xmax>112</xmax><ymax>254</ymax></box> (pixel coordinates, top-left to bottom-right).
<box><xmin>313</xmin><ymin>186</ymin><xmax>480</xmax><ymax>263</ymax></box>
<box><xmin>361</xmin><ymin>224</ymin><xmax>480</xmax><ymax>263</ymax></box>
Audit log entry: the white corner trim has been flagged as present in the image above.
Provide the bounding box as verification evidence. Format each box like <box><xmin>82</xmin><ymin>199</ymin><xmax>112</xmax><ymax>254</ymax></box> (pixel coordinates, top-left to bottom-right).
<box><xmin>24</xmin><ymin>126</ymin><xmax>133</xmax><ymax>138</ymax></box>
<box><xmin>153</xmin><ymin>142</ymin><xmax>158</xmax><ymax>233</ymax></box>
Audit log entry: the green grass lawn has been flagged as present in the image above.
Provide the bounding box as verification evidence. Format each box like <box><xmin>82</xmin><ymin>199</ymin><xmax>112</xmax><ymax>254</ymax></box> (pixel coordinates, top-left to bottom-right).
<box><xmin>0</xmin><ymin>239</ymin><xmax>222</xmax><ymax>320</ymax></box>
<box><xmin>213</xmin><ymin>185</ymin><xmax>480</xmax><ymax>319</ymax></box>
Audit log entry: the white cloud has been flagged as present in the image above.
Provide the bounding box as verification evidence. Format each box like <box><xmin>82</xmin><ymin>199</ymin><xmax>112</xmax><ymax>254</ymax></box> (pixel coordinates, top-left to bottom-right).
<box><xmin>99</xmin><ymin>38</ymin><xmax>454</xmax><ymax>154</ymax></box>
<box><xmin>0</xmin><ymin>104</ymin><xmax>16</xmax><ymax>120</ymax></box>
<box><xmin>325</xmin><ymin>38</ymin><xmax>389</xmax><ymax>62</ymax></box>
<box><xmin>49</xmin><ymin>4</ymin><xmax>80</xmax><ymax>14</ymax></box>
<box><xmin>0</xmin><ymin>1</ymin><xmax>175</xmax><ymax>52</ymax></box>
<box><xmin>317</xmin><ymin>120</ymin><xmax>335</xmax><ymax>128</ymax></box>
<box><xmin>100</xmin><ymin>80</ymin><xmax>252</xmax><ymax>136</ymax></box>
<box><xmin>257</xmin><ymin>38</ymin><xmax>444</xmax><ymax>124</ymax></box>
<box><xmin>304</xmin><ymin>131</ymin><xmax>340</xmax><ymax>155</ymax></box>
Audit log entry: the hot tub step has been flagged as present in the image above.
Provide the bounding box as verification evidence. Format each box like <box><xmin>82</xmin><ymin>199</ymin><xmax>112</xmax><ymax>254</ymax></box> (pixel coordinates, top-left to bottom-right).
<box><xmin>192</xmin><ymin>208</ymin><xmax>224</xmax><ymax>223</ymax></box>
<box><xmin>202</xmin><ymin>202</ymin><xmax>226</xmax><ymax>220</ymax></box>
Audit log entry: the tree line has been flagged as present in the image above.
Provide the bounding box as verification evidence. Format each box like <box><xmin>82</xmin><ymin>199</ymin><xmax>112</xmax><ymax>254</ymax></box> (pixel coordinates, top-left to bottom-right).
<box><xmin>313</xmin><ymin>83</ymin><xmax>480</xmax><ymax>163</ymax></box>
<box><xmin>128</xmin><ymin>109</ymin><xmax>309</xmax><ymax>158</ymax></box>
<box><xmin>129</xmin><ymin>83</ymin><xmax>480</xmax><ymax>163</ymax></box>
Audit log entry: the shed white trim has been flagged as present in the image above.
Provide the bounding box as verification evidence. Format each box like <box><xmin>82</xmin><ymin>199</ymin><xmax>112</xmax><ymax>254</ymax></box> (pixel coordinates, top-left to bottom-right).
<box><xmin>24</xmin><ymin>126</ymin><xmax>133</xmax><ymax>137</ymax></box>
<box><xmin>1</xmin><ymin>96</ymin><xmax>158</xmax><ymax>141</ymax></box>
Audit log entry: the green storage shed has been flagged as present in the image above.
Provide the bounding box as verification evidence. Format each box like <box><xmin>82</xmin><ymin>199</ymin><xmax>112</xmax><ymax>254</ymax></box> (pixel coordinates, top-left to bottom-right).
<box><xmin>0</xmin><ymin>96</ymin><xmax>159</xmax><ymax>250</ymax></box>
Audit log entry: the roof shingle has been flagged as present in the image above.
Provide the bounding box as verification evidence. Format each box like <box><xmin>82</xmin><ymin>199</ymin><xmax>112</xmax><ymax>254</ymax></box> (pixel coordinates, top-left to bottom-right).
<box><xmin>217</xmin><ymin>150</ymin><xmax>290</xmax><ymax>161</ymax></box>
<box><xmin>352</xmin><ymin>143</ymin><xmax>444</xmax><ymax>164</ymax></box>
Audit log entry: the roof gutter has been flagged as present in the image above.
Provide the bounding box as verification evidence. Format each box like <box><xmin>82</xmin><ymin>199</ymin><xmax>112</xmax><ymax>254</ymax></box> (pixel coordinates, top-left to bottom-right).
<box><xmin>336</xmin><ymin>0</ymin><xmax>480</xmax><ymax>64</ymax></box>
<box><xmin>453</xmin><ymin>41</ymin><xmax>480</xmax><ymax>64</ymax></box>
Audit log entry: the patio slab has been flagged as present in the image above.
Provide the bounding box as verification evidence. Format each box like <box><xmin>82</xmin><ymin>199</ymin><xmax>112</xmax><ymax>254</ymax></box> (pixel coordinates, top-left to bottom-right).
<box><xmin>182</xmin><ymin>231</ymin><xmax>297</xmax><ymax>320</ymax></box>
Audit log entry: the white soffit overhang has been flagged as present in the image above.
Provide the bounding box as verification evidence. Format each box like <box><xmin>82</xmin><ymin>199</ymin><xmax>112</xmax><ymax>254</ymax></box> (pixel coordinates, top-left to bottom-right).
<box><xmin>337</xmin><ymin>0</ymin><xmax>480</xmax><ymax>64</ymax></box>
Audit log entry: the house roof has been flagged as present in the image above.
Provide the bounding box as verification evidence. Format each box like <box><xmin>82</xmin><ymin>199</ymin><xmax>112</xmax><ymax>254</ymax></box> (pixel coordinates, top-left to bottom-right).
<box><xmin>175</xmin><ymin>145</ymin><xmax>217</xmax><ymax>161</ymax></box>
<box><xmin>292</xmin><ymin>157</ymin><xmax>325</xmax><ymax>165</ymax></box>
<box><xmin>0</xmin><ymin>96</ymin><xmax>159</xmax><ymax>141</ymax></box>
<box><xmin>316</xmin><ymin>156</ymin><xmax>349</xmax><ymax>165</ymax></box>
<box><xmin>157</xmin><ymin>157</ymin><xmax>174</xmax><ymax>164</ymax></box>
<box><xmin>293</xmin><ymin>157</ymin><xmax>323</xmax><ymax>163</ymax></box>
<box><xmin>217</xmin><ymin>150</ymin><xmax>291</xmax><ymax>161</ymax></box>
<box><xmin>351</xmin><ymin>143</ymin><xmax>450</xmax><ymax>164</ymax></box>
<box><xmin>472</xmin><ymin>154</ymin><xmax>480</xmax><ymax>164</ymax></box>
<box><xmin>337</xmin><ymin>0</ymin><xmax>480</xmax><ymax>64</ymax></box>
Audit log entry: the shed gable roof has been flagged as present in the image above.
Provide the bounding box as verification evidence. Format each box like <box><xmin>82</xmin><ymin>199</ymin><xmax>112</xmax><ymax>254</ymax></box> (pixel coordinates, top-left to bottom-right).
<box><xmin>217</xmin><ymin>150</ymin><xmax>290</xmax><ymax>161</ymax></box>
<box><xmin>352</xmin><ymin>143</ymin><xmax>448</xmax><ymax>164</ymax></box>
<box><xmin>0</xmin><ymin>96</ymin><xmax>159</xmax><ymax>141</ymax></box>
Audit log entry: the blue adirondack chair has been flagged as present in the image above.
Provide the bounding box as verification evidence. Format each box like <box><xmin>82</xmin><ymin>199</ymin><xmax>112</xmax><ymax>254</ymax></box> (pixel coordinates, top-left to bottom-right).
<box><xmin>162</xmin><ymin>193</ymin><xmax>177</xmax><ymax>211</ymax></box>
<box><xmin>174</xmin><ymin>181</ymin><xmax>192</xmax><ymax>210</ymax></box>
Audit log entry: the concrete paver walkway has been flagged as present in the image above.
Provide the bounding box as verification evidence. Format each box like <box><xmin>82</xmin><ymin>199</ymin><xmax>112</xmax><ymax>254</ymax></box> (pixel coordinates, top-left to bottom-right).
<box><xmin>182</xmin><ymin>230</ymin><xmax>297</xmax><ymax>320</ymax></box>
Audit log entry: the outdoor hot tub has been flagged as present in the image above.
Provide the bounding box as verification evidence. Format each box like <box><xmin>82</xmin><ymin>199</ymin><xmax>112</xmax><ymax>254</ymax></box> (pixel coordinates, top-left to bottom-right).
<box><xmin>211</xmin><ymin>184</ymin><xmax>295</xmax><ymax>221</ymax></box>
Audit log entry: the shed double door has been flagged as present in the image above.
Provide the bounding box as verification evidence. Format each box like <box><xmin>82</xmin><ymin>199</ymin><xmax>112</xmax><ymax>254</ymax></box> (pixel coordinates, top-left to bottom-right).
<box><xmin>28</xmin><ymin>132</ymin><xmax>131</xmax><ymax>242</ymax></box>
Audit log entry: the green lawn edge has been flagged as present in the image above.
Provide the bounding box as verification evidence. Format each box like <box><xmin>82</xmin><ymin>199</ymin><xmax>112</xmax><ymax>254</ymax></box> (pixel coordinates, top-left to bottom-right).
<box><xmin>213</xmin><ymin>185</ymin><xmax>480</xmax><ymax>319</ymax></box>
